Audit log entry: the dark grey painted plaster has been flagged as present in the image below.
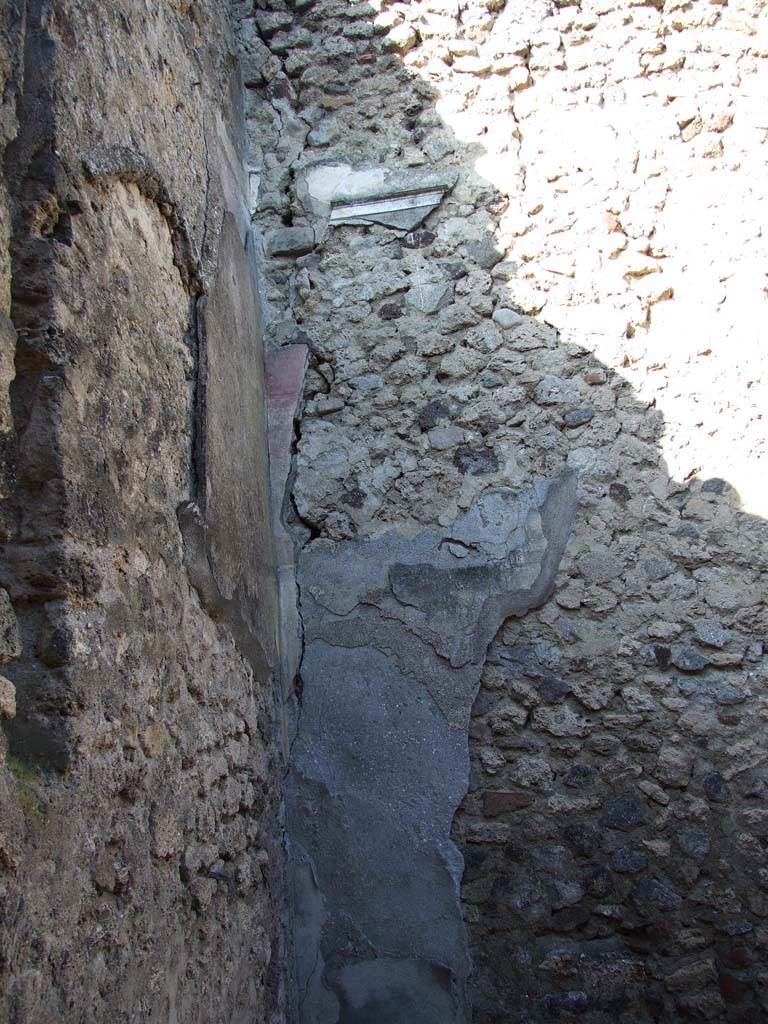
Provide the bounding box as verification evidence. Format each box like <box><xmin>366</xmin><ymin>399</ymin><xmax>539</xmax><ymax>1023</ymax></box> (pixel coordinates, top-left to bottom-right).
<box><xmin>187</xmin><ymin>212</ymin><xmax>278</xmax><ymax>676</ymax></box>
<box><xmin>286</xmin><ymin>472</ymin><xmax>577</xmax><ymax>1023</ymax></box>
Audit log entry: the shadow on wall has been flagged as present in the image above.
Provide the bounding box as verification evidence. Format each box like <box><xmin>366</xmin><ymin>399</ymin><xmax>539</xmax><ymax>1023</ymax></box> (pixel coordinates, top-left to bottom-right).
<box><xmin>242</xmin><ymin>0</ymin><xmax>768</xmax><ymax>1020</ymax></box>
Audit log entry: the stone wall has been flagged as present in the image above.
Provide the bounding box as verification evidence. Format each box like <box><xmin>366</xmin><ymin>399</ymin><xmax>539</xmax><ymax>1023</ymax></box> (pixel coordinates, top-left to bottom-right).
<box><xmin>242</xmin><ymin>0</ymin><xmax>768</xmax><ymax>1021</ymax></box>
<box><xmin>0</xmin><ymin>3</ymin><xmax>283</xmax><ymax>1022</ymax></box>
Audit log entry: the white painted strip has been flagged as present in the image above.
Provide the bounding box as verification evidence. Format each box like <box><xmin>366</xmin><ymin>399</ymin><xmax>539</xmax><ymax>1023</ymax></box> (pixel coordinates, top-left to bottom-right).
<box><xmin>329</xmin><ymin>189</ymin><xmax>446</xmax><ymax>222</ymax></box>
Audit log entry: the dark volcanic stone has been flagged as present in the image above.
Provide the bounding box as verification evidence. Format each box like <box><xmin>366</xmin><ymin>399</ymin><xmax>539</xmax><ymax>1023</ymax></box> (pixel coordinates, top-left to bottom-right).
<box><xmin>562</xmin><ymin>823</ymin><xmax>602</xmax><ymax>858</ymax></box>
<box><xmin>720</xmin><ymin>918</ymin><xmax>753</xmax><ymax>937</ymax></box>
<box><xmin>703</xmin><ymin>771</ymin><xmax>731</xmax><ymax>803</ymax></box>
<box><xmin>552</xmin><ymin>904</ymin><xmax>591</xmax><ymax>931</ymax></box>
<box><xmin>643</xmin><ymin>557</ymin><xmax>672</xmax><ymax>582</ymax></box>
<box><xmin>439</xmin><ymin>260</ymin><xmax>468</xmax><ymax>281</ymax></box>
<box><xmin>717</xmin><ymin>941</ymin><xmax>752</xmax><ymax>969</ymax></box>
<box><xmin>530</xmin><ymin>844</ymin><xmax>575</xmax><ymax>879</ymax></box>
<box><xmin>610</xmin><ymin>848</ymin><xmax>649</xmax><ymax>874</ymax></box>
<box><xmin>537</xmin><ymin>673</ymin><xmax>572</xmax><ymax>704</ymax></box>
<box><xmin>39</xmin><ymin>624</ymin><xmax>74</xmax><ymax>667</ymax></box>
<box><xmin>674</xmin><ymin>827</ymin><xmax>710</xmax><ymax>863</ymax></box>
<box><xmin>563</xmin><ymin>408</ymin><xmax>595</xmax><ymax>429</ymax></box>
<box><xmin>503</xmin><ymin>842</ymin><xmax>527</xmax><ymax>864</ymax></box>
<box><xmin>625</xmin><ymin>731</ymin><xmax>662</xmax><ymax>754</ymax></box>
<box><xmin>340</xmin><ymin>487</ymin><xmax>366</xmax><ymax>509</ymax></box>
<box><xmin>718</xmin><ymin>969</ymin><xmax>749</xmax><ymax>1004</ymax></box>
<box><xmin>609</xmin><ymin>482</ymin><xmax>631</xmax><ymax>503</ymax></box>
<box><xmin>631</xmin><ymin>877</ymin><xmax>682</xmax><ymax>916</ymax></box>
<box><xmin>378</xmin><ymin>302</ymin><xmax>403</xmax><ymax>320</ymax></box>
<box><xmin>542</xmin><ymin>990</ymin><xmax>590</xmax><ymax>1016</ymax></box>
<box><xmin>402</xmin><ymin>229</ymin><xmax>436</xmax><ymax>248</ymax></box>
<box><xmin>584</xmin><ymin>865</ymin><xmax>613</xmax><ymax>898</ymax></box>
<box><xmin>653</xmin><ymin>645</ymin><xmax>672</xmax><ymax>669</ymax></box>
<box><xmin>562</xmin><ymin>764</ymin><xmax>597</xmax><ymax>788</ymax></box>
<box><xmin>714</xmin><ymin>683</ymin><xmax>747</xmax><ymax>705</ymax></box>
<box><xmin>417</xmin><ymin>399</ymin><xmax>450</xmax><ymax>430</ymax></box>
<box><xmin>588</xmin><ymin>734</ymin><xmax>621</xmax><ymax>756</ymax></box>
<box><xmin>600</xmin><ymin>795</ymin><xmax>647</xmax><ymax>832</ymax></box>
<box><xmin>462</xmin><ymin>847</ymin><xmax>489</xmax><ymax>882</ymax></box>
<box><xmin>453</xmin><ymin>444</ymin><xmax>500</xmax><ymax>476</ymax></box>
<box><xmin>701</xmin><ymin>477</ymin><xmax>727</xmax><ymax>494</ymax></box>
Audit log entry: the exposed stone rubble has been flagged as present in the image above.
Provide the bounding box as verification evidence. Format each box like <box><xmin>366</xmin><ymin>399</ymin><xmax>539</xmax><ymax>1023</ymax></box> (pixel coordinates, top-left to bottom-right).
<box><xmin>240</xmin><ymin>0</ymin><xmax>768</xmax><ymax>1020</ymax></box>
<box><xmin>0</xmin><ymin>4</ymin><xmax>283</xmax><ymax>1022</ymax></box>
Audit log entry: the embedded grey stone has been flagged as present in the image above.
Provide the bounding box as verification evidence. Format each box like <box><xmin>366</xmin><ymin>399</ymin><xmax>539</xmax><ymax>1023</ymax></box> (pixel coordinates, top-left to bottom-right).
<box><xmin>350</xmin><ymin>374</ymin><xmax>384</xmax><ymax>391</ymax></box>
<box><xmin>535</xmin><ymin>374</ymin><xmax>581</xmax><ymax>405</ymax></box>
<box><xmin>701</xmin><ymin>477</ymin><xmax>727</xmax><ymax>494</ymax></box>
<box><xmin>490</xmin><ymin>260</ymin><xmax>518</xmax><ymax>280</ymax></box>
<box><xmin>428</xmin><ymin>425</ymin><xmax>466</xmax><ymax>450</ymax></box>
<box><xmin>548</xmin><ymin>879</ymin><xmax>586</xmax><ymax>909</ymax></box>
<box><xmin>492</xmin><ymin>307</ymin><xmax>524</xmax><ymax>329</ymax></box>
<box><xmin>712</xmin><ymin>682</ymin><xmax>747</xmax><ymax>705</ymax></box>
<box><xmin>577</xmin><ymin>548</ymin><xmax>623</xmax><ymax>585</ymax></box>
<box><xmin>671</xmin><ymin>645</ymin><xmax>708</xmax><ymax>672</ymax></box>
<box><xmin>418</xmin><ymin>399</ymin><xmax>452</xmax><ymax>430</ymax></box>
<box><xmin>465</xmin><ymin>238</ymin><xmax>501</xmax><ymax>269</ymax></box>
<box><xmin>406</xmin><ymin>281</ymin><xmax>454</xmax><ymax>314</ymax></box>
<box><xmin>530</xmin><ymin>844</ymin><xmax>575</xmax><ymax>879</ymax></box>
<box><xmin>481</xmin><ymin>371</ymin><xmax>505</xmax><ymax>389</ymax></box>
<box><xmin>721</xmin><ymin>918</ymin><xmax>754</xmax><ymax>936</ymax></box>
<box><xmin>265</xmin><ymin>225</ymin><xmax>316</xmax><ymax>257</ymax></box>
<box><xmin>307</xmin><ymin>123</ymin><xmax>337</xmax><ymax>147</ymax></box>
<box><xmin>643</xmin><ymin>557</ymin><xmax>673</xmax><ymax>581</ymax></box>
<box><xmin>695</xmin><ymin>619</ymin><xmax>731</xmax><ymax>648</ymax></box>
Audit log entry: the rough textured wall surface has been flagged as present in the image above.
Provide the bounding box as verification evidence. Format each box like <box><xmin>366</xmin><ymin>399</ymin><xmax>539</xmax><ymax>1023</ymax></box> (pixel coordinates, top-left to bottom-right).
<box><xmin>241</xmin><ymin>0</ymin><xmax>768</xmax><ymax>1021</ymax></box>
<box><xmin>0</xmin><ymin>3</ymin><xmax>283</xmax><ymax>1022</ymax></box>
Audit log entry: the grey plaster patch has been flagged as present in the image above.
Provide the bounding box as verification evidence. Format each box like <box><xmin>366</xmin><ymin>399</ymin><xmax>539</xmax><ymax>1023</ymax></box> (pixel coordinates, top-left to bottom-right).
<box><xmin>331</xmin><ymin>959</ymin><xmax>457</xmax><ymax>1024</ymax></box>
<box><xmin>291</xmin><ymin>851</ymin><xmax>340</xmax><ymax>1024</ymax></box>
<box><xmin>286</xmin><ymin>474</ymin><xmax>577</xmax><ymax>1023</ymax></box>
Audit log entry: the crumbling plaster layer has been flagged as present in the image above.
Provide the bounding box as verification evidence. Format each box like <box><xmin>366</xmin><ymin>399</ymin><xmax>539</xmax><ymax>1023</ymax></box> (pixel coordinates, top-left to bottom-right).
<box><xmin>0</xmin><ymin>3</ymin><xmax>283</xmax><ymax>1023</ymax></box>
<box><xmin>242</xmin><ymin>0</ymin><xmax>768</xmax><ymax>1020</ymax></box>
